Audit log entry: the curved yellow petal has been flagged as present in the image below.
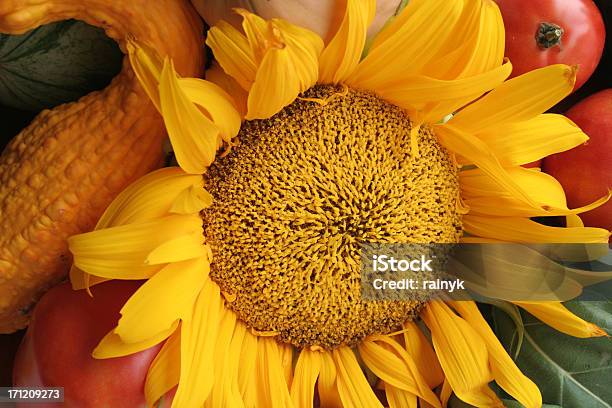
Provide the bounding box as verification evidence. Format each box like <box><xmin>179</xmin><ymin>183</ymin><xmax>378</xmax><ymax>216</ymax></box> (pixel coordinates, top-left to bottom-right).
<box><xmin>450</xmin><ymin>301</ymin><xmax>542</xmax><ymax>408</ymax></box>
<box><xmin>475</xmin><ymin>114</ymin><xmax>588</xmax><ymax>166</ymax></box>
<box><xmin>96</xmin><ymin>167</ymin><xmax>203</xmax><ymax>228</ymax></box>
<box><xmin>457</xmin><ymin>0</ymin><xmax>505</xmax><ymax>77</ymax></box>
<box><xmin>206</xmin><ymin>62</ymin><xmax>248</xmax><ymax>118</ymax></box>
<box><xmin>378</xmin><ymin>61</ymin><xmax>511</xmax><ymax>122</ymax></box>
<box><xmin>114</xmin><ymin>258</ymin><xmax>209</xmax><ymax>343</ymax></box>
<box><xmin>319</xmin><ymin>0</ymin><xmax>375</xmax><ymax>84</ymax></box>
<box><xmin>421</xmin><ymin>302</ymin><xmax>502</xmax><ymax>408</ymax></box>
<box><xmin>463</xmin><ymin>215</ymin><xmax>611</xmax><ymax>243</ymax></box>
<box><xmin>206</xmin><ymin>20</ymin><xmax>257</xmax><ymax>90</ymax></box>
<box><xmin>255</xmin><ymin>337</ymin><xmax>293</xmax><ymax>408</ymax></box>
<box><xmin>159</xmin><ymin>60</ymin><xmax>220</xmax><ymax>174</ymax></box>
<box><xmin>461</xmin><ymin>167</ymin><xmax>611</xmax><ymax>217</ymax></box>
<box><xmin>436</xmin><ymin>125</ymin><xmax>539</xmax><ymax>209</ymax></box>
<box><xmin>179</xmin><ymin>78</ymin><xmax>241</xmax><ymax>143</ymax></box>
<box><xmin>359</xmin><ymin>336</ymin><xmax>441</xmax><ymax>408</ymax></box>
<box><xmin>145</xmin><ymin>328</ymin><xmax>181</xmax><ymax>408</ymax></box>
<box><xmin>173</xmin><ymin>280</ymin><xmax>222</xmax><ymax>407</ymax></box>
<box><xmin>170</xmin><ymin>185</ymin><xmax>213</xmax><ymax>215</ymax></box>
<box><xmin>450</xmin><ymin>64</ymin><xmax>577</xmax><ymax>133</ymax></box>
<box><xmin>93</xmin><ymin>321</ymin><xmax>178</xmax><ymax>359</ymax></box>
<box><xmin>69</xmin><ymin>168</ymin><xmax>205</xmax><ymax>289</ymax></box>
<box><xmin>68</xmin><ymin>215</ymin><xmax>203</xmax><ymax>280</ymax></box>
<box><xmin>419</xmin><ymin>0</ymin><xmax>504</xmax><ymax>80</ymax></box>
<box><xmin>349</xmin><ymin>0</ymin><xmax>463</xmax><ymax>89</ymax></box>
<box><xmin>246</xmin><ymin>19</ymin><xmax>323</xmax><ymax>119</ymax></box>
<box><xmin>403</xmin><ymin>321</ymin><xmax>444</xmax><ymax>389</ymax></box>
<box><xmin>127</xmin><ymin>39</ymin><xmax>163</xmax><ymax>111</ymax></box>
<box><xmin>333</xmin><ymin>346</ymin><xmax>383</xmax><ymax>408</ymax></box>
<box><xmin>514</xmin><ymin>301</ymin><xmax>608</xmax><ymax>338</ymax></box>
<box><xmin>290</xmin><ymin>349</ymin><xmax>322</xmax><ymax>407</ymax></box>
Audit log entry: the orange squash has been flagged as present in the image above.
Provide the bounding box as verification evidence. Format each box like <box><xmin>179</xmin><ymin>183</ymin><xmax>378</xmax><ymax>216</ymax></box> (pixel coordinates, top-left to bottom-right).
<box><xmin>0</xmin><ymin>0</ymin><xmax>204</xmax><ymax>332</ymax></box>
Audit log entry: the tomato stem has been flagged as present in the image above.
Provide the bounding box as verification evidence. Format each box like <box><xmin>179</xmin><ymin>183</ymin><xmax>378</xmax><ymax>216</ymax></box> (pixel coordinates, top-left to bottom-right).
<box><xmin>536</xmin><ymin>22</ymin><xmax>564</xmax><ymax>49</ymax></box>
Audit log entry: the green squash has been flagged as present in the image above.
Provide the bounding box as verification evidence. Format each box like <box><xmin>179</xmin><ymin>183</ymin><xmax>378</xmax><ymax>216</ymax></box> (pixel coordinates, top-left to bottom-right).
<box><xmin>0</xmin><ymin>20</ymin><xmax>123</xmax><ymax>111</ymax></box>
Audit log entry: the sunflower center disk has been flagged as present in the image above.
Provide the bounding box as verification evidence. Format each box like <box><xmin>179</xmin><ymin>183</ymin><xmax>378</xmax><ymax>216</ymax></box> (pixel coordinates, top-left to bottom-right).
<box><xmin>203</xmin><ymin>85</ymin><xmax>462</xmax><ymax>349</ymax></box>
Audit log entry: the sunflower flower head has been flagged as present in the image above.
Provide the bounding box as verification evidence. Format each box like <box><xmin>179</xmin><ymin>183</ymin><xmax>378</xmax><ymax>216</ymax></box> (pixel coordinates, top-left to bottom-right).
<box><xmin>69</xmin><ymin>0</ymin><xmax>610</xmax><ymax>407</ymax></box>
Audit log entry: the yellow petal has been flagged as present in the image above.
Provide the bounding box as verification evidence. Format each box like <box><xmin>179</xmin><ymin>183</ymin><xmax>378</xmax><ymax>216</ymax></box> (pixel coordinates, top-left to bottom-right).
<box><xmin>237</xmin><ymin>326</ymin><xmax>258</xmax><ymax>400</ymax></box>
<box><xmin>318</xmin><ymin>351</ymin><xmax>343</xmax><ymax>408</ymax></box>
<box><xmin>359</xmin><ymin>336</ymin><xmax>441</xmax><ymax>408</ymax></box>
<box><xmin>237</xmin><ymin>9</ymin><xmax>273</xmax><ymax>60</ymax></box>
<box><xmin>93</xmin><ymin>321</ymin><xmax>178</xmax><ymax>359</ymax></box>
<box><xmin>403</xmin><ymin>321</ymin><xmax>444</xmax><ymax>389</ymax></box>
<box><xmin>160</xmin><ymin>60</ymin><xmax>220</xmax><ymax>173</ymax></box>
<box><xmin>145</xmin><ymin>328</ymin><xmax>181</xmax><ymax>408</ymax></box>
<box><xmin>246</xmin><ymin>19</ymin><xmax>323</xmax><ymax>119</ymax></box>
<box><xmin>228</xmin><ymin>322</ymin><xmax>248</xmax><ymax>402</ymax></box>
<box><xmin>173</xmin><ymin>280</ymin><xmax>222</xmax><ymax>407</ymax></box>
<box><xmin>440</xmin><ymin>378</ymin><xmax>452</xmax><ymax>408</ymax></box>
<box><xmin>206</xmin><ymin>62</ymin><xmax>248</xmax><ymax>117</ymax></box>
<box><xmin>385</xmin><ymin>385</ymin><xmax>418</xmax><ymax>408</ymax></box>
<box><xmin>421</xmin><ymin>302</ymin><xmax>502</xmax><ymax>407</ymax></box>
<box><xmin>436</xmin><ymin>125</ymin><xmax>539</xmax><ymax>209</ymax></box>
<box><xmin>127</xmin><ymin>39</ymin><xmax>163</xmax><ymax>111</ymax></box>
<box><xmin>205</xmin><ymin>307</ymin><xmax>243</xmax><ymax>408</ymax></box>
<box><xmin>255</xmin><ymin>337</ymin><xmax>293</xmax><ymax>408</ymax></box>
<box><xmin>290</xmin><ymin>349</ymin><xmax>322</xmax><ymax>407</ymax></box>
<box><xmin>179</xmin><ymin>77</ymin><xmax>241</xmax><ymax>143</ymax></box>
<box><xmin>280</xmin><ymin>342</ymin><xmax>294</xmax><ymax>387</ymax></box>
<box><xmin>333</xmin><ymin>346</ymin><xmax>383</xmax><ymax>408</ymax></box>
<box><xmin>349</xmin><ymin>0</ymin><xmax>463</xmax><ymax>89</ymax></box>
<box><xmin>461</xmin><ymin>167</ymin><xmax>611</xmax><ymax>217</ymax></box>
<box><xmin>566</xmin><ymin>214</ymin><xmax>585</xmax><ymax>228</ymax></box>
<box><xmin>146</xmin><ymin>234</ymin><xmax>208</xmax><ymax>265</ymax></box>
<box><xmin>378</xmin><ymin>61</ymin><xmax>511</xmax><ymax>122</ymax></box>
<box><xmin>69</xmin><ymin>168</ymin><xmax>204</xmax><ymax>290</ymax></box>
<box><xmin>170</xmin><ymin>185</ymin><xmax>213</xmax><ymax>215</ymax></box>
<box><xmin>456</xmin><ymin>0</ymin><xmax>505</xmax><ymax>77</ymax></box>
<box><xmin>206</xmin><ymin>20</ymin><xmax>257</xmax><ymax>90</ymax></box>
<box><xmin>114</xmin><ymin>258</ymin><xmax>209</xmax><ymax>343</ymax></box>
<box><xmin>450</xmin><ymin>301</ymin><xmax>542</xmax><ymax>408</ymax></box>
<box><xmin>463</xmin><ymin>215</ymin><xmax>611</xmax><ymax>243</ymax></box>
<box><xmin>475</xmin><ymin>114</ymin><xmax>588</xmax><ymax>166</ymax></box>
<box><xmin>96</xmin><ymin>167</ymin><xmax>203</xmax><ymax>228</ymax></box>
<box><xmin>319</xmin><ymin>0</ymin><xmax>375</xmax><ymax>84</ymax></box>
<box><xmin>69</xmin><ymin>215</ymin><xmax>203</xmax><ymax>280</ymax></box>
<box><xmin>450</xmin><ymin>64</ymin><xmax>577</xmax><ymax>133</ymax></box>
<box><xmin>514</xmin><ymin>301</ymin><xmax>608</xmax><ymax>338</ymax></box>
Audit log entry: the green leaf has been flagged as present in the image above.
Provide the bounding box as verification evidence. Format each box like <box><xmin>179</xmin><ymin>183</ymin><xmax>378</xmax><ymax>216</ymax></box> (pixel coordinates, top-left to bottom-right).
<box><xmin>492</xmin><ymin>301</ymin><xmax>612</xmax><ymax>407</ymax></box>
<box><xmin>479</xmin><ymin>298</ymin><xmax>525</xmax><ymax>358</ymax></box>
<box><xmin>448</xmin><ymin>395</ymin><xmax>562</xmax><ymax>407</ymax></box>
<box><xmin>501</xmin><ymin>399</ymin><xmax>561</xmax><ymax>408</ymax></box>
<box><xmin>0</xmin><ymin>19</ymin><xmax>122</xmax><ymax>111</ymax></box>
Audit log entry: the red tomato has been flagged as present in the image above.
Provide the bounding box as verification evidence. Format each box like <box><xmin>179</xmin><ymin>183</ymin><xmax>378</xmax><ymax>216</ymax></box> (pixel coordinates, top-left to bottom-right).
<box><xmin>13</xmin><ymin>281</ymin><xmax>160</xmax><ymax>408</ymax></box>
<box><xmin>496</xmin><ymin>0</ymin><xmax>605</xmax><ymax>92</ymax></box>
<box><xmin>543</xmin><ymin>89</ymin><xmax>612</xmax><ymax>230</ymax></box>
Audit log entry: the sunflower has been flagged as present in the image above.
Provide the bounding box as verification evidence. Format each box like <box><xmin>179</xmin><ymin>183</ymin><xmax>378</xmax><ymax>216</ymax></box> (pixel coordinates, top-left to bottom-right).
<box><xmin>67</xmin><ymin>0</ymin><xmax>610</xmax><ymax>407</ymax></box>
